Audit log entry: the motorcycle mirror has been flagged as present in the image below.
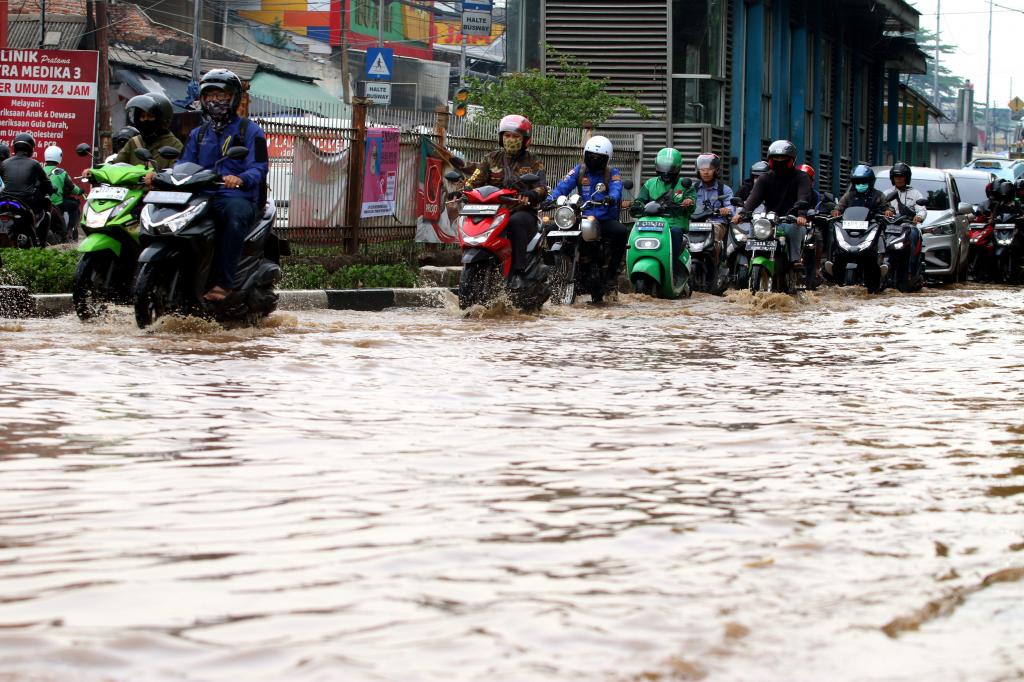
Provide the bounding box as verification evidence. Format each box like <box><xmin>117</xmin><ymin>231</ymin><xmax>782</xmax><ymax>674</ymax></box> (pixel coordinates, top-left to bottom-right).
<box><xmin>444</xmin><ymin>170</ymin><xmax>462</xmax><ymax>182</ymax></box>
<box><xmin>158</xmin><ymin>146</ymin><xmax>181</xmax><ymax>160</ymax></box>
<box><xmin>621</xmin><ymin>179</ymin><xmax>634</xmax><ymax>190</ymax></box>
<box><xmin>556</xmin><ymin>195</ymin><xmax>568</xmax><ymax>206</ymax></box>
<box><xmin>449</xmin><ymin>156</ymin><xmax>466</xmax><ymax>169</ymax></box>
<box><xmin>225</xmin><ymin>146</ymin><xmax>249</xmax><ymax>160</ymax></box>
<box><xmin>730</xmin><ymin>197</ymin><xmax>744</xmax><ymax>206</ymax></box>
<box><xmin>679</xmin><ymin>177</ymin><xmax>693</xmax><ymax>188</ymax></box>
<box><xmin>643</xmin><ymin>200</ymin><xmax>661</xmax><ymax>216</ymax></box>
<box><xmin>519</xmin><ymin>173</ymin><xmax>540</xmax><ymax>184</ymax></box>
<box><xmin>883</xmin><ymin>189</ymin><xmax>897</xmax><ymax>202</ymax></box>
<box><xmin>595</xmin><ymin>183</ymin><xmax>607</xmax><ymax>193</ymax></box>
<box><xmin>793</xmin><ymin>200</ymin><xmax>810</xmax><ymax>210</ymax></box>
<box><xmin>916</xmin><ymin>198</ymin><xmax>928</xmax><ymax>206</ymax></box>
<box><xmin>134</xmin><ymin>148</ymin><xmax>153</xmax><ymax>162</ymax></box>
<box><xmin>75</xmin><ymin>143</ymin><xmax>93</xmax><ymax>157</ymax></box>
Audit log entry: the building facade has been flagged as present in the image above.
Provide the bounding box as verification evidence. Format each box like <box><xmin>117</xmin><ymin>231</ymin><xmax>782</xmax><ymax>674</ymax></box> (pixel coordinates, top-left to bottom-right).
<box><xmin>511</xmin><ymin>0</ymin><xmax>927</xmax><ymax>193</ymax></box>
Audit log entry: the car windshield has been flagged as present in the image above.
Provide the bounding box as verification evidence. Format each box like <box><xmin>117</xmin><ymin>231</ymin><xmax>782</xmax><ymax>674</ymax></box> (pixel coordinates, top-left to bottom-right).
<box><xmin>953</xmin><ymin>176</ymin><xmax>990</xmax><ymax>206</ymax></box>
<box><xmin>874</xmin><ymin>177</ymin><xmax>950</xmax><ymax>210</ymax></box>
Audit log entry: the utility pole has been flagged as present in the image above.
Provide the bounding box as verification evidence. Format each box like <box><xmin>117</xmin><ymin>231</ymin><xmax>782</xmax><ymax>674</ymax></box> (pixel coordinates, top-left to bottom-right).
<box><xmin>191</xmin><ymin>0</ymin><xmax>203</xmax><ymax>85</ymax></box>
<box><xmin>340</xmin><ymin>1</ymin><xmax>350</xmax><ymax>105</ymax></box>
<box><xmin>460</xmin><ymin>34</ymin><xmax>467</xmax><ymax>86</ymax></box>
<box><xmin>95</xmin><ymin>0</ymin><xmax>112</xmax><ymax>156</ymax></box>
<box><xmin>961</xmin><ymin>86</ymin><xmax>970</xmax><ymax>166</ymax></box>
<box><xmin>933</xmin><ymin>0</ymin><xmax>940</xmax><ymax>110</ymax></box>
<box><xmin>378</xmin><ymin>0</ymin><xmax>384</xmax><ymax>46</ymax></box>
<box><xmin>39</xmin><ymin>0</ymin><xmax>45</xmax><ymax>48</ymax></box>
<box><xmin>984</xmin><ymin>0</ymin><xmax>993</xmax><ymax>151</ymax></box>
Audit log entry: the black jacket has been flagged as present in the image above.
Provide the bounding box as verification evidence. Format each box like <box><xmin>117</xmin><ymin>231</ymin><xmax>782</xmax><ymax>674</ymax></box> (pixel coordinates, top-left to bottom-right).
<box><xmin>737</xmin><ymin>177</ymin><xmax>756</xmax><ymax>201</ymax></box>
<box><xmin>836</xmin><ymin>188</ymin><xmax>887</xmax><ymax>216</ymax></box>
<box><xmin>0</xmin><ymin>153</ymin><xmax>52</xmax><ymax>209</ymax></box>
<box><xmin>742</xmin><ymin>168</ymin><xmax>814</xmax><ymax>215</ymax></box>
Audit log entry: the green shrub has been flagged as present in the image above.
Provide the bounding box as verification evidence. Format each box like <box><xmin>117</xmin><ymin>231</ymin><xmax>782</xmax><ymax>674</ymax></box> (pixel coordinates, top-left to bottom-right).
<box><xmin>327</xmin><ymin>264</ymin><xmax>417</xmax><ymax>289</ymax></box>
<box><xmin>0</xmin><ymin>248</ymin><xmax>79</xmax><ymax>293</ymax></box>
<box><xmin>279</xmin><ymin>263</ymin><xmax>329</xmax><ymax>290</ymax></box>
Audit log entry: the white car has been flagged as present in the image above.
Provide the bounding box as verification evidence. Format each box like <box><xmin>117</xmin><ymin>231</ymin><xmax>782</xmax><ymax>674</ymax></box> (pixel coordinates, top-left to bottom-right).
<box><xmin>964</xmin><ymin>157</ymin><xmax>1024</xmax><ymax>183</ymax></box>
<box><xmin>873</xmin><ymin>166</ymin><xmax>973</xmax><ymax>282</ymax></box>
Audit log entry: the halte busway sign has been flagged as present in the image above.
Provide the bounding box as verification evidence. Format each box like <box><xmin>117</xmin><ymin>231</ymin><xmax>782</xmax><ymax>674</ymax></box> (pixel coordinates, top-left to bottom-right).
<box><xmin>365</xmin><ymin>47</ymin><xmax>393</xmax><ymax>82</ymax></box>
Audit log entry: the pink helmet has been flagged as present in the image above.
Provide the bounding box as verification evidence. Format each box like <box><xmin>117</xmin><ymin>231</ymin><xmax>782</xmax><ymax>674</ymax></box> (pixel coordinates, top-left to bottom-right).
<box><xmin>498</xmin><ymin>114</ymin><xmax>532</xmax><ymax>148</ymax></box>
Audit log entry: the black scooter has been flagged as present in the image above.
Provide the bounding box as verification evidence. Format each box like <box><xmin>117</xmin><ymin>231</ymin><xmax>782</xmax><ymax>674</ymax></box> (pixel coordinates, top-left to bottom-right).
<box><xmin>132</xmin><ymin>146</ymin><xmax>286</xmax><ymax>328</ymax></box>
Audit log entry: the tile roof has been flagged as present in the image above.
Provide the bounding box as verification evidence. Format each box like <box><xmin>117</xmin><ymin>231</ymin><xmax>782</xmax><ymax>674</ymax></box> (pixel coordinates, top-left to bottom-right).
<box><xmin>7</xmin><ymin>13</ymin><xmax>87</xmax><ymax>49</ymax></box>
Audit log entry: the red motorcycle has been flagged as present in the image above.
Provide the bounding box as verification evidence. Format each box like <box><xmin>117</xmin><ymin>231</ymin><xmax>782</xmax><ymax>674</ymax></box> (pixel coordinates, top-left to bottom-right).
<box><xmin>444</xmin><ymin>170</ymin><xmax>550</xmax><ymax>311</ymax></box>
<box><xmin>967</xmin><ymin>211</ymin><xmax>994</xmax><ymax>282</ymax></box>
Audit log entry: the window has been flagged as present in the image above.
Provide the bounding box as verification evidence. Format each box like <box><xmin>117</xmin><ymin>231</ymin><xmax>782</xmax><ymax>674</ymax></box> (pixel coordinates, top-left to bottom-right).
<box><xmin>671</xmin><ymin>0</ymin><xmax>727</xmax><ymax>125</ymax></box>
<box><xmin>355</xmin><ymin>0</ymin><xmax>376</xmax><ymax>31</ymax></box>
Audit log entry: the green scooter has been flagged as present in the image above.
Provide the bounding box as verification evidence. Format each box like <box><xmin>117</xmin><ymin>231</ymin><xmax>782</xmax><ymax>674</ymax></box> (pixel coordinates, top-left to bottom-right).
<box><xmin>626</xmin><ymin>180</ymin><xmax>694</xmax><ymax>299</ymax></box>
<box><xmin>71</xmin><ymin>144</ymin><xmax>152</xmax><ymax>320</ymax></box>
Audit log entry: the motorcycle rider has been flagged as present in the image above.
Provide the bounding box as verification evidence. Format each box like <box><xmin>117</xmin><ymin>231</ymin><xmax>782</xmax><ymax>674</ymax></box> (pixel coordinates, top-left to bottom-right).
<box><xmin>549</xmin><ymin>134</ymin><xmax>627</xmax><ymax>289</ymax></box>
<box><xmin>0</xmin><ymin>143</ymin><xmax>8</xmax><ymax>192</ymax></box>
<box><xmin>832</xmin><ymin>164</ymin><xmax>888</xmax><ymax>216</ymax></box>
<box><xmin>884</xmin><ymin>163</ymin><xmax>926</xmax><ymax>223</ymax></box>
<box><xmin>112</xmin><ymin>92</ymin><xmax>182</xmax><ymax>173</ymax></box>
<box><xmin>104</xmin><ymin>125</ymin><xmax>141</xmax><ymax>164</ymax></box>
<box><xmin>180</xmin><ymin>69</ymin><xmax>269</xmax><ymax>302</ymax></box>
<box><xmin>735</xmin><ymin>140</ymin><xmax>814</xmax><ymax>265</ymax></box>
<box><xmin>631</xmin><ymin>147</ymin><xmax>697</xmax><ymax>263</ymax></box>
<box><xmin>43</xmin><ymin>146</ymin><xmax>83</xmax><ymax>241</ymax></box>
<box><xmin>464</xmin><ymin>114</ymin><xmax>548</xmax><ymax>290</ymax></box>
<box><xmin>0</xmin><ymin>132</ymin><xmax>56</xmax><ymax>244</ymax></box>
<box><xmin>694</xmin><ymin>152</ymin><xmax>733</xmax><ymax>266</ymax></box>
<box><xmin>737</xmin><ymin>160</ymin><xmax>769</xmax><ymax>201</ymax></box>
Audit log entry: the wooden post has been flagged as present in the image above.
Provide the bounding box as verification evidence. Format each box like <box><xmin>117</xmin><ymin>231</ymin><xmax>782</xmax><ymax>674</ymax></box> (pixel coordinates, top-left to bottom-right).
<box><xmin>434</xmin><ymin>104</ymin><xmax>449</xmax><ymax>148</ymax></box>
<box><xmin>344</xmin><ymin>97</ymin><xmax>369</xmax><ymax>255</ymax></box>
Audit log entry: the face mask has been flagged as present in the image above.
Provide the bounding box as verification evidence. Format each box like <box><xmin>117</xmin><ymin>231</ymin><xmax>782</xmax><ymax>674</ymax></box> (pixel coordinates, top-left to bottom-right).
<box><xmin>502</xmin><ymin>136</ymin><xmax>522</xmax><ymax>155</ymax></box>
<box><xmin>584</xmin><ymin>154</ymin><xmax>607</xmax><ymax>173</ymax></box>
<box><xmin>203</xmin><ymin>100</ymin><xmax>231</xmax><ymax>121</ymax></box>
<box><xmin>769</xmin><ymin>158</ymin><xmax>790</xmax><ymax>172</ymax></box>
<box><xmin>659</xmin><ymin>172</ymin><xmax>678</xmax><ymax>184</ymax></box>
<box><xmin>855</xmin><ymin>183</ymin><xmax>869</xmax><ymax>193</ymax></box>
<box><xmin>136</xmin><ymin>119</ymin><xmax>158</xmax><ymax>138</ymax></box>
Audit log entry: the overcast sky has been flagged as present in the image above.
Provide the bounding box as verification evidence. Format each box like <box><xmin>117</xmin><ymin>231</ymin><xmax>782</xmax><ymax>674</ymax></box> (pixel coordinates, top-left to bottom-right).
<box><xmin>909</xmin><ymin>0</ymin><xmax>1024</xmax><ymax>108</ymax></box>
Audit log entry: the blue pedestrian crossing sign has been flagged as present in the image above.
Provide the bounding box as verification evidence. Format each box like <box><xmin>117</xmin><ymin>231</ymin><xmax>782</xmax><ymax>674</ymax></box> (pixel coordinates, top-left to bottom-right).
<box><xmin>365</xmin><ymin>47</ymin><xmax>394</xmax><ymax>82</ymax></box>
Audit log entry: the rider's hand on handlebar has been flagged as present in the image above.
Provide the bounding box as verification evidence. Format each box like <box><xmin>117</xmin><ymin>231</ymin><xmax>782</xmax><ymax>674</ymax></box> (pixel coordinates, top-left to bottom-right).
<box><xmin>831</xmin><ymin>209</ymin><xmax>840</xmax><ymax>217</ymax></box>
<box><xmin>796</xmin><ymin>216</ymin><xmax>808</xmax><ymax>226</ymax></box>
<box><xmin>719</xmin><ymin>207</ymin><xmax>731</xmax><ymax>217</ymax></box>
<box><xmin>223</xmin><ymin>175</ymin><xmax>244</xmax><ymax>189</ymax></box>
<box><xmin>884</xmin><ymin>209</ymin><xmax>895</xmax><ymax>218</ymax></box>
<box><xmin>681</xmin><ymin>198</ymin><xmax>694</xmax><ymax>208</ymax></box>
<box><xmin>144</xmin><ymin>171</ymin><xmax>155</xmax><ymax>187</ymax></box>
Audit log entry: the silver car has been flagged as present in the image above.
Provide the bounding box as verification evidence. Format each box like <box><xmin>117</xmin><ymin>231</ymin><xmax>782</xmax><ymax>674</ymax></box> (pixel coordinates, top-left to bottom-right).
<box><xmin>873</xmin><ymin>166</ymin><xmax>973</xmax><ymax>282</ymax></box>
<box><xmin>947</xmin><ymin>168</ymin><xmax>994</xmax><ymax>218</ymax></box>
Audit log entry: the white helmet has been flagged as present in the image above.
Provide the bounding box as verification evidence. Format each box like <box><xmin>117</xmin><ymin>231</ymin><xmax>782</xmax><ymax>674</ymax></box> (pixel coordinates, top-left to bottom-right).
<box><xmin>44</xmin><ymin>145</ymin><xmax>63</xmax><ymax>164</ymax></box>
<box><xmin>583</xmin><ymin>135</ymin><xmax>613</xmax><ymax>160</ymax></box>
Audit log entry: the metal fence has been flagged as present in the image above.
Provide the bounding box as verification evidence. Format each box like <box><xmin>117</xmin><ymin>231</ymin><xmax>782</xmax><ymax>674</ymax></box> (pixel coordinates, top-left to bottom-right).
<box><xmin>248</xmin><ymin>98</ymin><xmax>644</xmax><ymax>262</ymax></box>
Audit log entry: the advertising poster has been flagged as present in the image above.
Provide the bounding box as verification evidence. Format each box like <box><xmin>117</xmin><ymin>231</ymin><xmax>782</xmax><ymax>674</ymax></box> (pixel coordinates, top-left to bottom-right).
<box><xmin>415</xmin><ymin>135</ymin><xmax>461</xmax><ymax>244</ymax></box>
<box><xmin>360</xmin><ymin>126</ymin><xmax>399</xmax><ymax>218</ymax></box>
<box><xmin>0</xmin><ymin>48</ymin><xmax>99</xmax><ymax>180</ymax></box>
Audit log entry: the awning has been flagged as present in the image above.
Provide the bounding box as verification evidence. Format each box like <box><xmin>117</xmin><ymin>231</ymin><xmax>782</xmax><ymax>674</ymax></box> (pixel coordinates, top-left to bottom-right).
<box><xmin>247</xmin><ymin>72</ymin><xmax>344</xmax><ymax>118</ymax></box>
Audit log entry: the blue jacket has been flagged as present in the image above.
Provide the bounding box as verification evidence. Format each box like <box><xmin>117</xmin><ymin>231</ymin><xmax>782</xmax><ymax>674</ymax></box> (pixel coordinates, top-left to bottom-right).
<box><xmin>181</xmin><ymin>114</ymin><xmax>269</xmax><ymax>203</ymax></box>
<box><xmin>550</xmin><ymin>164</ymin><xmax>623</xmax><ymax>222</ymax></box>
<box><xmin>695</xmin><ymin>180</ymin><xmax>734</xmax><ymax>223</ymax></box>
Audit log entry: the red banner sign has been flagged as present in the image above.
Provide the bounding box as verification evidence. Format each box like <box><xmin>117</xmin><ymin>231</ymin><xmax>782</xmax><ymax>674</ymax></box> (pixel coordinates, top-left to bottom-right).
<box><xmin>0</xmin><ymin>48</ymin><xmax>99</xmax><ymax>180</ymax></box>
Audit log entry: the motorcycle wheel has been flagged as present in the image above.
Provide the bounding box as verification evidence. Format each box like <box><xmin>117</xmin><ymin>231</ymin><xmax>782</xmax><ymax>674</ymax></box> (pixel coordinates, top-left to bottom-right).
<box><xmin>803</xmin><ymin>254</ymin><xmax>819</xmax><ymax>290</ymax></box>
<box><xmin>749</xmin><ymin>264</ymin><xmax>771</xmax><ymax>293</ymax></box>
<box><xmin>550</xmin><ymin>248</ymin><xmax>578</xmax><ymax>306</ymax></box>
<box><xmin>733</xmin><ymin>263</ymin><xmax>749</xmax><ymax>290</ymax></box>
<box><xmin>458</xmin><ymin>263</ymin><xmax>485</xmax><ymax>309</ymax></box>
<box><xmin>894</xmin><ymin>256</ymin><xmax>910</xmax><ymax>292</ymax></box>
<box><xmin>73</xmin><ymin>252</ymin><xmax>116</xmax><ymax>321</ymax></box>
<box><xmin>864</xmin><ymin>263</ymin><xmax>882</xmax><ymax>294</ymax></box>
<box><xmin>133</xmin><ymin>262</ymin><xmax>170</xmax><ymax>329</ymax></box>
<box><xmin>632</xmin><ymin>275</ymin><xmax>656</xmax><ymax>297</ymax></box>
<box><xmin>15</xmin><ymin>230</ymin><xmax>33</xmax><ymax>249</ymax></box>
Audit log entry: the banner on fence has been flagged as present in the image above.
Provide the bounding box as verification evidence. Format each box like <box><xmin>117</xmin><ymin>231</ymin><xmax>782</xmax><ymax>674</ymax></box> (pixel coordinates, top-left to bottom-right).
<box><xmin>288</xmin><ymin>136</ymin><xmax>349</xmax><ymax>228</ymax></box>
<box><xmin>415</xmin><ymin>135</ymin><xmax>461</xmax><ymax>244</ymax></box>
<box><xmin>361</xmin><ymin>127</ymin><xmax>399</xmax><ymax>218</ymax></box>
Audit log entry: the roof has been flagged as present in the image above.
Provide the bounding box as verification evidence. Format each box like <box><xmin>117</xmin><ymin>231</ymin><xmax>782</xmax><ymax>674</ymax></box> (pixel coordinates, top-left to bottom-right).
<box><xmin>247</xmin><ymin>72</ymin><xmax>343</xmax><ymax>118</ymax></box>
<box><xmin>7</xmin><ymin>14</ymin><xmax>87</xmax><ymax>49</ymax></box>
<box><xmin>848</xmin><ymin>0</ymin><xmax>920</xmax><ymax>33</ymax></box>
<box><xmin>899</xmin><ymin>82</ymin><xmax>944</xmax><ymax>119</ymax></box>
<box><xmin>109</xmin><ymin>44</ymin><xmax>259</xmax><ymax>81</ymax></box>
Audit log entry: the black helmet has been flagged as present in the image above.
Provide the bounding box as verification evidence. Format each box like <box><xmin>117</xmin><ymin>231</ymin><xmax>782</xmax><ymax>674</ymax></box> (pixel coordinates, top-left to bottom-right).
<box><xmin>889</xmin><ymin>162</ymin><xmax>912</xmax><ymax>184</ymax></box>
<box><xmin>125</xmin><ymin>92</ymin><xmax>173</xmax><ymax>137</ymax></box>
<box><xmin>112</xmin><ymin>125</ymin><xmax>140</xmax><ymax>152</ymax></box>
<box><xmin>767</xmin><ymin>140</ymin><xmax>797</xmax><ymax>172</ymax></box>
<box><xmin>993</xmin><ymin>178</ymin><xmax>1015</xmax><ymax>201</ymax></box>
<box><xmin>1015</xmin><ymin>178</ymin><xmax>1024</xmax><ymax>199</ymax></box>
<box><xmin>750</xmin><ymin>160</ymin><xmax>769</xmax><ymax>178</ymax></box>
<box><xmin>0</xmin><ymin>143</ymin><xmax>9</xmax><ymax>162</ymax></box>
<box><xmin>199</xmin><ymin>68</ymin><xmax>243</xmax><ymax>114</ymax></box>
<box><xmin>12</xmin><ymin>132</ymin><xmax>35</xmax><ymax>154</ymax></box>
<box><xmin>851</xmin><ymin>164</ymin><xmax>875</xmax><ymax>190</ymax></box>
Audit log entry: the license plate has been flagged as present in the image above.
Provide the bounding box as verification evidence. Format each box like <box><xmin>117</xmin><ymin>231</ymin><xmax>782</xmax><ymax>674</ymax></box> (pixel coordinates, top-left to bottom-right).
<box><xmin>88</xmin><ymin>186</ymin><xmax>128</xmax><ymax>201</ymax></box>
<box><xmin>635</xmin><ymin>221</ymin><xmax>663</xmax><ymax>232</ymax></box>
<box><xmin>885</xmin><ymin>226</ymin><xmax>904</xmax><ymax>235</ymax></box>
<box><xmin>546</xmin><ymin>230</ymin><xmax>581</xmax><ymax>238</ymax></box>
<box><xmin>747</xmin><ymin>239</ymin><xmax>776</xmax><ymax>251</ymax></box>
<box><xmin>144</xmin><ymin>191</ymin><xmax>192</xmax><ymax>205</ymax></box>
<box><xmin>843</xmin><ymin>220</ymin><xmax>869</xmax><ymax>230</ymax></box>
<box><xmin>460</xmin><ymin>204</ymin><xmax>499</xmax><ymax>216</ymax></box>
<box><xmin>689</xmin><ymin>222</ymin><xmax>713</xmax><ymax>231</ymax></box>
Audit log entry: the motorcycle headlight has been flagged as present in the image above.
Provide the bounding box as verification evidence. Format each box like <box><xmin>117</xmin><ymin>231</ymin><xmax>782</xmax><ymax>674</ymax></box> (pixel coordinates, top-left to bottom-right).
<box><xmin>554</xmin><ymin>206</ymin><xmax>577</xmax><ymax>230</ymax></box>
<box><xmin>731</xmin><ymin>225</ymin><xmax>749</xmax><ymax>242</ymax></box>
<box><xmin>752</xmin><ymin>218</ymin><xmax>773</xmax><ymax>240</ymax></box>
<box><xmin>461</xmin><ymin>213</ymin><xmax>508</xmax><ymax>246</ymax></box>
<box><xmin>142</xmin><ymin>201</ymin><xmax>206</xmax><ymax>235</ymax></box>
<box><xmin>634</xmin><ymin>238</ymin><xmax>660</xmax><ymax>250</ymax></box>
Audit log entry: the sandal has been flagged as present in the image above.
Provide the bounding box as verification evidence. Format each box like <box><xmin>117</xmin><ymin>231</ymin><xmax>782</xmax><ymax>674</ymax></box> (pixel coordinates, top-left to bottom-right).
<box><xmin>203</xmin><ymin>286</ymin><xmax>231</xmax><ymax>302</ymax></box>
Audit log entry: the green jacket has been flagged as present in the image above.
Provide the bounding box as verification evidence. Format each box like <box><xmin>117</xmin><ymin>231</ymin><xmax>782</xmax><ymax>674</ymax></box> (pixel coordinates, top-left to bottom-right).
<box><xmin>113</xmin><ymin>132</ymin><xmax>183</xmax><ymax>170</ymax></box>
<box><xmin>631</xmin><ymin>176</ymin><xmax>697</xmax><ymax>229</ymax></box>
<box><xmin>45</xmin><ymin>164</ymin><xmax>83</xmax><ymax>206</ymax></box>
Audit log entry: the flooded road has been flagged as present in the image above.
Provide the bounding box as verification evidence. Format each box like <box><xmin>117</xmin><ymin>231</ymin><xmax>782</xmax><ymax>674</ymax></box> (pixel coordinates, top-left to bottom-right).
<box><xmin>0</xmin><ymin>285</ymin><xmax>1022</xmax><ymax>681</ymax></box>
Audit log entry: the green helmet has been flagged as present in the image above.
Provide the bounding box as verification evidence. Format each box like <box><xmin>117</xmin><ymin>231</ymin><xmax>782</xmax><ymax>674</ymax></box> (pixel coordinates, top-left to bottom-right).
<box><xmin>655</xmin><ymin>147</ymin><xmax>683</xmax><ymax>181</ymax></box>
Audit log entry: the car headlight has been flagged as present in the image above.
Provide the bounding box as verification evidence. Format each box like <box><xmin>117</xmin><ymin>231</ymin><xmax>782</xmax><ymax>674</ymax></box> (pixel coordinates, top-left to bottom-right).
<box><xmin>752</xmin><ymin>218</ymin><xmax>773</xmax><ymax>240</ymax></box>
<box><xmin>634</xmin><ymin>238</ymin><xmax>660</xmax><ymax>250</ymax></box>
<box><xmin>142</xmin><ymin>202</ymin><xmax>206</xmax><ymax>235</ymax></box>
<box><xmin>554</xmin><ymin>206</ymin><xmax>577</xmax><ymax>229</ymax></box>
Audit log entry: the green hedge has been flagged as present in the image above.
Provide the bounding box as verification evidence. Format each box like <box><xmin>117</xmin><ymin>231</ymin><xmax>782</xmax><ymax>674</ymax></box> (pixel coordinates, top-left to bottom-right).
<box><xmin>0</xmin><ymin>248</ymin><xmax>79</xmax><ymax>293</ymax></box>
<box><xmin>0</xmin><ymin>247</ymin><xmax>419</xmax><ymax>293</ymax></box>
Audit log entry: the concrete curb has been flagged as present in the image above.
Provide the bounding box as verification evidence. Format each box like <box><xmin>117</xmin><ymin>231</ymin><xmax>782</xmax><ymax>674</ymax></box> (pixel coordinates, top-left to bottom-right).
<box><xmin>8</xmin><ymin>287</ymin><xmax>455</xmax><ymax>318</ymax></box>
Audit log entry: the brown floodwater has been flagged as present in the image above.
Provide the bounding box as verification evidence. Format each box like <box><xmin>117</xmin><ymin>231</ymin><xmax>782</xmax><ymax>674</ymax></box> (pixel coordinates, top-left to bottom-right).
<box><xmin>0</xmin><ymin>284</ymin><xmax>1022</xmax><ymax>681</ymax></box>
